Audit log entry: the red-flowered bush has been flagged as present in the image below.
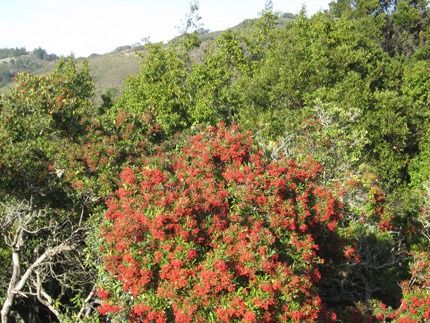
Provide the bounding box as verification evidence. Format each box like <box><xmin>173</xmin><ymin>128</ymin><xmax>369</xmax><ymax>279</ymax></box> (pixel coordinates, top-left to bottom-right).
<box><xmin>370</xmin><ymin>196</ymin><xmax>430</xmax><ymax>322</ymax></box>
<box><xmin>371</xmin><ymin>251</ymin><xmax>430</xmax><ymax>322</ymax></box>
<box><xmin>99</xmin><ymin>123</ymin><xmax>343</xmax><ymax>322</ymax></box>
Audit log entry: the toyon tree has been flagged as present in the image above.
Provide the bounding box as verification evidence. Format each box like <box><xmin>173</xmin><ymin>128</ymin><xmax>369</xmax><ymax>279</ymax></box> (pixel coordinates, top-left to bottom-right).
<box><xmin>0</xmin><ymin>57</ymin><xmax>99</xmax><ymax>322</ymax></box>
<box><xmin>0</xmin><ymin>54</ymin><xmax>167</xmax><ymax>322</ymax></box>
<box><xmin>98</xmin><ymin>123</ymin><xmax>347</xmax><ymax>322</ymax></box>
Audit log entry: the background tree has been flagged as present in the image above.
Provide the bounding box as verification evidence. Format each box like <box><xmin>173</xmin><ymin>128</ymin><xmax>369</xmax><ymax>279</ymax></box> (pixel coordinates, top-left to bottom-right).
<box><xmin>0</xmin><ymin>56</ymin><xmax>99</xmax><ymax>321</ymax></box>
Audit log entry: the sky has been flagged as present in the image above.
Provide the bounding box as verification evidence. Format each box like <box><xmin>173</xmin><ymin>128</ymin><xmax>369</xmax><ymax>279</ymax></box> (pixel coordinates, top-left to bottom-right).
<box><xmin>1</xmin><ymin>0</ymin><xmax>332</xmax><ymax>58</ymax></box>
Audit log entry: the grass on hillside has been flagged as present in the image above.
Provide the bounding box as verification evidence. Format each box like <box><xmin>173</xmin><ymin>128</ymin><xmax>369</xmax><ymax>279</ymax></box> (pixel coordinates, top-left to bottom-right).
<box><xmin>86</xmin><ymin>52</ymin><xmax>141</xmax><ymax>105</ymax></box>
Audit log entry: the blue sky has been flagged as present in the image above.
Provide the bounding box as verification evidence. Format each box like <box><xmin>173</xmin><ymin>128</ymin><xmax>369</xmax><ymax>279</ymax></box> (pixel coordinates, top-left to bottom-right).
<box><xmin>1</xmin><ymin>0</ymin><xmax>332</xmax><ymax>57</ymax></box>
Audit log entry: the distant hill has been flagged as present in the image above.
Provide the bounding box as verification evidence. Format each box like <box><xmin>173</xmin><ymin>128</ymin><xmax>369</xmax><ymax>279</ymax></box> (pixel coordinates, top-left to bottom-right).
<box><xmin>0</xmin><ymin>47</ymin><xmax>59</xmax><ymax>93</ymax></box>
<box><xmin>168</xmin><ymin>13</ymin><xmax>297</xmax><ymax>46</ymax></box>
<box><xmin>85</xmin><ymin>52</ymin><xmax>141</xmax><ymax>105</ymax></box>
<box><xmin>0</xmin><ymin>13</ymin><xmax>297</xmax><ymax>104</ymax></box>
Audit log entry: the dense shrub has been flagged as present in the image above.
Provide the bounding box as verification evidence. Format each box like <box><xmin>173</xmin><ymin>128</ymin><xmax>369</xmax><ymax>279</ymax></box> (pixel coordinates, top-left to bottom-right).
<box><xmin>99</xmin><ymin>123</ymin><xmax>344</xmax><ymax>322</ymax></box>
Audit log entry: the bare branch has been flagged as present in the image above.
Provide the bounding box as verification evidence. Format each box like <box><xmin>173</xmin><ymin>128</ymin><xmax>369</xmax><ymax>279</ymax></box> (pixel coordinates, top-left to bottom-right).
<box><xmin>0</xmin><ymin>198</ymin><xmax>89</xmax><ymax>322</ymax></box>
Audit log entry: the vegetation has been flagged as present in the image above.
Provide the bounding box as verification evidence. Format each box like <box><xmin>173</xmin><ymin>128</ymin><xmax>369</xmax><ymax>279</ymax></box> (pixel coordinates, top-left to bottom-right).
<box><xmin>1</xmin><ymin>0</ymin><xmax>430</xmax><ymax>321</ymax></box>
<box><xmin>0</xmin><ymin>47</ymin><xmax>27</xmax><ymax>59</ymax></box>
<box><xmin>99</xmin><ymin>124</ymin><xmax>342</xmax><ymax>322</ymax></box>
<box><xmin>0</xmin><ymin>47</ymin><xmax>59</xmax><ymax>90</ymax></box>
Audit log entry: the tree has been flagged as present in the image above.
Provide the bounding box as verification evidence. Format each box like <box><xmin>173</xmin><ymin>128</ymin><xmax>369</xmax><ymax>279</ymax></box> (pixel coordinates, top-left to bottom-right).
<box><xmin>329</xmin><ymin>0</ymin><xmax>430</xmax><ymax>58</ymax></box>
<box><xmin>116</xmin><ymin>1</ymin><xmax>280</xmax><ymax>136</ymax></box>
<box><xmin>115</xmin><ymin>42</ymin><xmax>192</xmax><ymax>135</ymax></box>
<box><xmin>258</xmin><ymin>102</ymin><xmax>406</xmax><ymax>311</ymax></box>
<box><xmin>0</xmin><ymin>56</ymin><xmax>99</xmax><ymax>321</ymax></box>
<box><xmin>100</xmin><ymin>87</ymin><xmax>117</xmax><ymax>113</ymax></box>
<box><xmin>0</xmin><ymin>56</ymin><xmax>93</xmax><ymax>198</ymax></box>
<box><xmin>0</xmin><ymin>198</ymin><xmax>89</xmax><ymax>322</ymax></box>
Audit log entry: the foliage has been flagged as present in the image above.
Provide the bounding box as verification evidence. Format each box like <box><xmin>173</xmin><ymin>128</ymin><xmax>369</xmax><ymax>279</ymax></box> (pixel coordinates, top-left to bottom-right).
<box><xmin>33</xmin><ymin>47</ymin><xmax>59</xmax><ymax>61</ymax></box>
<box><xmin>100</xmin><ymin>87</ymin><xmax>117</xmax><ymax>112</ymax></box>
<box><xmin>0</xmin><ymin>47</ymin><xmax>27</xmax><ymax>59</ymax></box>
<box><xmin>0</xmin><ymin>56</ymin><xmax>93</xmax><ymax>199</ymax></box>
<box><xmin>371</xmin><ymin>251</ymin><xmax>430</xmax><ymax>322</ymax></box>
<box><xmin>258</xmin><ymin>103</ymin><xmax>406</xmax><ymax>308</ymax></box>
<box><xmin>2</xmin><ymin>0</ymin><xmax>430</xmax><ymax>320</ymax></box>
<box><xmin>372</xmin><ymin>204</ymin><xmax>430</xmax><ymax>322</ymax></box>
<box><xmin>99</xmin><ymin>123</ymin><xmax>343</xmax><ymax>322</ymax></box>
<box><xmin>0</xmin><ymin>56</ymin><xmax>99</xmax><ymax>320</ymax></box>
<box><xmin>116</xmin><ymin>1</ymin><xmax>287</xmax><ymax>136</ymax></box>
<box><xmin>115</xmin><ymin>42</ymin><xmax>192</xmax><ymax>135</ymax></box>
<box><xmin>0</xmin><ymin>47</ymin><xmax>60</xmax><ymax>91</ymax></box>
<box><xmin>329</xmin><ymin>0</ymin><xmax>430</xmax><ymax>58</ymax></box>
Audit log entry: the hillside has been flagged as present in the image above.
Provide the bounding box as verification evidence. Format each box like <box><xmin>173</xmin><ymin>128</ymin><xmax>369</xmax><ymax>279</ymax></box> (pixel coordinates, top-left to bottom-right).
<box><xmin>0</xmin><ymin>13</ymin><xmax>297</xmax><ymax>104</ymax></box>
<box><xmin>0</xmin><ymin>52</ymin><xmax>58</xmax><ymax>94</ymax></box>
<box><xmin>84</xmin><ymin>52</ymin><xmax>141</xmax><ymax>105</ymax></box>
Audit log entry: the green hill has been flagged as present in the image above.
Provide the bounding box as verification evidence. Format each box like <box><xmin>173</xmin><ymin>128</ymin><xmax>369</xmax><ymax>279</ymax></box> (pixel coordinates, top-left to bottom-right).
<box><xmin>0</xmin><ymin>50</ymin><xmax>58</xmax><ymax>94</ymax></box>
<box><xmin>84</xmin><ymin>52</ymin><xmax>141</xmax><ymax>105</ymax></box>
<box><xmin>0</xmin><ymin>13</ymin><xmax>297</xmax><ymax>104</ymax></box>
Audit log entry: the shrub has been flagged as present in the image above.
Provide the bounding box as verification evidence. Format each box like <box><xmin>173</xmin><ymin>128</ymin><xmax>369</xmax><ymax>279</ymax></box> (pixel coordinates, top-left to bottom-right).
<box><xmin>99</xmin><ymin>123</ymin><xmax>343</xmax><ymax>322</ymax></box>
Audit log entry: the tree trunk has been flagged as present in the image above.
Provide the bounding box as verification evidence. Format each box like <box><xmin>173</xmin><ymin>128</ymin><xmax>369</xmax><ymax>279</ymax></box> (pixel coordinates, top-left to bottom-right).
<box><xmin>1</xmin><ymin>244</ymin><xmax>73</xmax><ymax>322</ymax></box>
<box><xmin>1</xmin><ymin>231</ymin><xmax>23</xmax><ymax>323</ymax></box>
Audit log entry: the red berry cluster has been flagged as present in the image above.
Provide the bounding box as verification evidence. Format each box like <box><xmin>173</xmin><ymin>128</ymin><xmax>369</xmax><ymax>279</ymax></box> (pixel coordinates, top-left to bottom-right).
<box><xmin>99</xmin><ymin>123</ymin><xmax>343</xmax><ymax>322</ymax></box>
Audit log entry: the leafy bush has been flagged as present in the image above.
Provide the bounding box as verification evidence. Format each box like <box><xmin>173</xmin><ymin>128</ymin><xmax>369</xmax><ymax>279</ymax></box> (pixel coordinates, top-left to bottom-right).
<box><xmin>99</xmin><ymin>123</ymin><xmax>343</xmax><ymax>322</ymax></box>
